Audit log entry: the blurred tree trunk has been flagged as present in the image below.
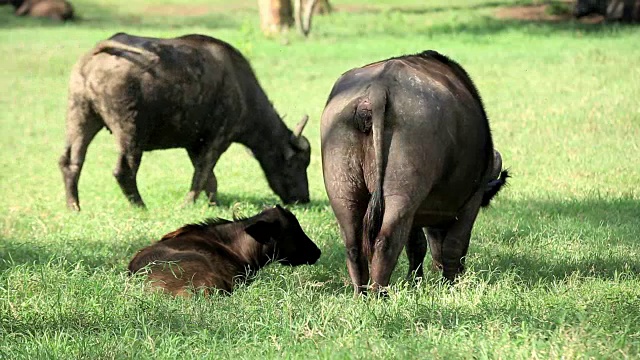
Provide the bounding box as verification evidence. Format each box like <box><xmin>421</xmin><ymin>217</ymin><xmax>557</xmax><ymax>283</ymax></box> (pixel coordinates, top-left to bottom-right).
<box><xmin>258</xmin><ymin>0</ymin><xmax>328</xmax><ymax>37</ymax></box>
<box><xmin>314</xmin><ymin>0</ymin><xmax>332</xmax><ymax>14</ymax></box>
<box><xmin>294</xmin><ymin>0</ymin><xmax>319</xmax><ymax>36</ymax></box>
<box><xmin>258</xmin><ymin>0</ymin><xmax>294</xmax><ymax>36</ymax></box>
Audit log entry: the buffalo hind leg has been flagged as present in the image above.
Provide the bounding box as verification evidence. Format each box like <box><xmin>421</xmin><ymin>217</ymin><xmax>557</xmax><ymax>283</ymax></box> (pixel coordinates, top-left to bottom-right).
<box><xmin>343</xmin><ymin>222</ymin><xmax>369</xmax><ymax>297</ymax></box>
<box><xmin>59</xmin><ymin>102</ymin><xmax>103</xmax><ymax>211</ymax></box>
<box><xmin>325</xmin><ymin>186</ymin><xmax>369</xmax><ymax>296</ymax></box>
<box><xmin>105</xmin><ymin>111</ymin><xmax>147</xmax><ymax>208</ymax></box>
<box><xmin>187</xmin><ymin>148</ymin><xmax>218</xmax><ymax>205</ymax></box>
<box><xmin>113</xmin><ymin>147</ymin><xmax>145</xmax><ymax>208</ymax></box>
<box><xmin>185</xmin><ymin>143</ymin><xmax>226</xmax><ymax>206</ymax></box>
<box><xmin>427</xmin><ymin>228</ymin><xmax>447</xmax><ymax>272</ymax></box>
<box><xmin>441</xmin><ymin>193</ymin><xmax>483</xmax><ymax>283</ymax></box>
<box><xmin>369</xmin><ymin>215</ymin><xmax>413</xmax><ymax>295</ymax></box>
<box><xmin>405</xmin><ymin>227</ymin><xmax>427</xmax><ymax>281</ymax></box>
<box><xmin>334</xmin><ymin>200</ymin><xmax>369</xmax><ymax>297</ymax></box>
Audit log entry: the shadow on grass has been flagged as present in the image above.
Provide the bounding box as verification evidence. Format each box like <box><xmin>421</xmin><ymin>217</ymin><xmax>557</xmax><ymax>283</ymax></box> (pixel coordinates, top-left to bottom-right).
<box><xmin>470</xmin><ymin>195</ymin><xmax>640</xmax><ymax>285</ymax></box>
<box><xmin>1</xmin><ymin>196</ymin><xmax>637</xmax><ymax>290</ymax></box>
<box><xmin>0</xmin><ymin>235</ymin><xmax>140</xmax><ymax>272</ymax></box>
<box><xmin>216</xmin><ymin>192</ymin><xmax>330</xmax><ymax>211</ymax></box>
<box><xmin>308</xmin><ymin>195</ymin><xmax>640</xmax><ymax>294</ymax></box>
<box><xmin>0</xmin><ymin>194</ymin><xmax>331</xmax><ymax>273</ymax></box>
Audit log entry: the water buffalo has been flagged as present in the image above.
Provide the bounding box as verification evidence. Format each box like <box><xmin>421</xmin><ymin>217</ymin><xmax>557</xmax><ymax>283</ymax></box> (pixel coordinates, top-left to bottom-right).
<box><xmin>9</xmin><ymin>0</ymin><xmax>74</xmax><ymax>21</ymax></box>
<box><xmin>574</xmin><ymin>0</ymin><xmax>639</xmax><ymax>21</ymax></box>
<box><xmin>321</xmin><ymin>50</ymin><xmax>508</xmax><ymax>296</ymax></box>
<box><xmin>128</xmin><ymin>205</ymin><xmax>321</xmax><ymax>296</ymax></box>
<box><xmin>59</xmin><ymin>33</ymin><xmax>312</xmax><ymax>211</ymax></box>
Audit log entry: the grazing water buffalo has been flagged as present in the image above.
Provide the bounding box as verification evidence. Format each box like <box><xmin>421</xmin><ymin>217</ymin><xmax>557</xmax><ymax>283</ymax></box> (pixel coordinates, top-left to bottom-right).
<box><xmin>574</xmin><ymin>0</ymin><xmax>640</xmax><ymax>21</ymax></box>
<box><xmin>8</xmin><ymin>0</ymin><xmax>74</xmax><ymax>21</ymax></box>
<box><xmin>321</xmin><ymin>50</ymin><xmax>508</xmax><ymax>296</ymax></box>
<box><xmin>128</xmin><ymin>205</ymin><xmax>321</xmax><ymax>296</ymax></box>
<box><xmin>59</xmin><ymin>33</ymin><xmax>311</xmax><ymax>211</ymax></box>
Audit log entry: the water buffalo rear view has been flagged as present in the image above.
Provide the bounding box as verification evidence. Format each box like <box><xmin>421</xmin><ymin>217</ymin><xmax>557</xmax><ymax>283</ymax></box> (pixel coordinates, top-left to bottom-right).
<box><xmin>128</xmin><ymin>205</ymin><xmax>321</xmax><ymax>296</ymax></box>
<box><xmin>59</xmin><ymin>32</ymin><xmax>312</xmax><ymax>211</ymax></box>
<box><xmin>321</xmin><ymin>50</ymin><xmax>508</xmax><ymax>296</ymax></box>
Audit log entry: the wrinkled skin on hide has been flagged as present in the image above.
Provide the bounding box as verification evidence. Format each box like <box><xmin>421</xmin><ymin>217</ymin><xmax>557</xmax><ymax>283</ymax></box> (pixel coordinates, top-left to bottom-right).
<box><xmin>321</xmin><ymin>50</ymin><xmax>508</xmax><ymax>296</ymax></box>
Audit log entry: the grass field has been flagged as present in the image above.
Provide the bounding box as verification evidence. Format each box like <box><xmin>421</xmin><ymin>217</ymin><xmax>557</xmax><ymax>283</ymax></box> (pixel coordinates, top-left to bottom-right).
<box><xmin>1</xmin><ymin>0</ymin><xmax>640</xmax><ymax>358</ymax></box>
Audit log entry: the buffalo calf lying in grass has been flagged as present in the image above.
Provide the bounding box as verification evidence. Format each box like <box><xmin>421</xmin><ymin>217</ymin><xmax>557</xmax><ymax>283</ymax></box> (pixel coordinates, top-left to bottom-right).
<box><xmin>128</xmin><ymin>205</ymin><xmax>321</xmax><ymax>296</ymax></box>
<box><xmin>8</xmin><ymin>0</ymin><xmax>74</xmax><ymax>21</ymax></box>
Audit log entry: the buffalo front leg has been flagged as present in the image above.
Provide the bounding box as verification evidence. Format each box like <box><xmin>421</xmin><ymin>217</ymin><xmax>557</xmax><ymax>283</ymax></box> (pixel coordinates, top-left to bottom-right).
<box><xmin>405</xmin><ymin>227</ymin><xmax>428</xmax><ymax>281</ymax></box>
<box><xmin>441</xmin><ymin>193</ymin><xmax>483</xmax><ymax>283</ymax></box>
<box><xmin>113</xmin><ymin>148</ymin><xmax>145</xmax><ymax>208</ymax></box>
<box><xmin>185</xmin><ymin>144</ymin><xmax>225</xmax><ymax>206</ymax></box>
<box><xmin>427</xmin><ymin>228</ymin><xmax>447</xmax><ymax>272</ymax></box>
<box><xmin>59</xmin><ymin>102</ymin><xmax>103</xmax><ymax>211</ymax></box>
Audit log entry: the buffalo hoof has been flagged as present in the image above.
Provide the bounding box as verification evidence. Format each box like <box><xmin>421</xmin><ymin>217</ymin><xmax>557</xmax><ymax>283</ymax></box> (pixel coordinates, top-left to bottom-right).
<box><xmin>431</xmin><ymin>261</ymin><xmax>443</xmax><ymax>272</ymax></box>
<box><xmin>368</xmin><ymin>284</ymin><xmax>390</xmax><ymax>299</ymax></box>
<box><xmin>66</xmin><ymin>202</ymin><xmax>81</xmax><ymax>211</ymax></box>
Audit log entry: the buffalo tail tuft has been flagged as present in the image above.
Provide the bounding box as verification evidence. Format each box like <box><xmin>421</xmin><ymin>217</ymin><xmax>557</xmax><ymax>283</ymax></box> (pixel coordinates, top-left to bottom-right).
<box><xmin>481</xmin><ymin>170</ymin><xmax>510</xmax><ymax>207</ymax></box>
<box><xmin>362</xmin><ymin>188</ymin><xmax>384</xmax><ymax>258</ymax></box>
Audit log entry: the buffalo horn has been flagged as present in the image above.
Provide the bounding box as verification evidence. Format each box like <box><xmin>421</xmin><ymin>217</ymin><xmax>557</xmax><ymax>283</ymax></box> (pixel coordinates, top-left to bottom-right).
<box><xmin>293</xmin><ymin>115</ymin><xmax>309</xmax><ymax>138</ymax></box>
<box><xmin>491</xmin><ymin>150</ymin><xmax>503</xmax><ymax>179</ymax></box>
<box><xmin>290</xmin><ymin>115</ymin><xmax>310</xmax><ymax>151</ymax></box>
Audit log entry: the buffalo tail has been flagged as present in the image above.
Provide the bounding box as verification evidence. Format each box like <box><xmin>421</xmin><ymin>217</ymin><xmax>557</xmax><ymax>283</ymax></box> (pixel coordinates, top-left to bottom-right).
<box><xmin>362</xmin><ymin>85</ymin><xmax>387</xmax><ymax>259</ymax></box>
<box><xmin>92</xmin><ymin>40</ymin><xmax>160</xmax><ymax>69</ymax></box>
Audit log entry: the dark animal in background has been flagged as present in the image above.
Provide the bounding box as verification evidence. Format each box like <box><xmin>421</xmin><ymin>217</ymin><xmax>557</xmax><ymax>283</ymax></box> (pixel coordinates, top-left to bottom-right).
<box><xmin>128</xmin><ymin>205</ymin><xmax>321</xmax><ymax>296</ymax></box>
<box><xmin>320</xmin><ymin>50</ymin><xmax>508</xmax><ymax>296</ymax></box>
<box><xmin>8</xmin><ymin>0</ymin><xmax>74</xmax><ymax>21</ymax></box>
<box><xmin>574</xmin><ymin>0</ymin><xmax>640</xmax><ymax>22</ymax></box>
<box><xmin>59</xmin><ymin>33</ymin><xmax>312</xmax><ymax>211</ymax></box>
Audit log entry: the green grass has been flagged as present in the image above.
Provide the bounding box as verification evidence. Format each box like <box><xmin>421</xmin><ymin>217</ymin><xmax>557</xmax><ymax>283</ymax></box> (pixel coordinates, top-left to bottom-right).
<box><xmin>1</xmin><ymin>0</ymin><xmax>640</xmax><ymax>358</ymax></box>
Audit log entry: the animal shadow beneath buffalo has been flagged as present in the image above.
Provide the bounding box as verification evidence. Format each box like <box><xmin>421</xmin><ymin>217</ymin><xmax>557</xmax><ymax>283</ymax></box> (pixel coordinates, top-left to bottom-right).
<box><xmin>470</xmin><ymin>195</ymin><xmax>640</xmax><ymax>285</ymax></box>
<box><xmin>216</xmin><ymin>193</ymin><xmax>330</xmax><ymax>211</ymax></box>
<box><xmin>299</xmin><ymin>195</ymin><xmax>640</xmax><ymax>294</ymax></box>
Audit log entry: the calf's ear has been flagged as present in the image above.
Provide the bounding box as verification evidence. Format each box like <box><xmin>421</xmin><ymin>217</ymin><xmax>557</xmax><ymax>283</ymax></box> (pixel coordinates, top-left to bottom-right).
<box><xmin>245</xmin><ymin>220</ymin><xmax>279</xmax><ymax>244</ymax></box>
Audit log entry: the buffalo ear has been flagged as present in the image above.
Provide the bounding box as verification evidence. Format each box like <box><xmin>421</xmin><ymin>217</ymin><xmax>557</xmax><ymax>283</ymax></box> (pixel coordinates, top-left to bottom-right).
<box><xmin>245</xmin><ymin>220</ymin><xmax>279</xmax><ymax>244</ymax></box>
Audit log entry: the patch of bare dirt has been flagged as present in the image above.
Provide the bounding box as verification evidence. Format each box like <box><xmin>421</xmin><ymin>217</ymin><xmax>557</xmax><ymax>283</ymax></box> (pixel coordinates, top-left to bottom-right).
<box><xmin>495</xmin><ymin>2</ymin><xmax>605</xmax><ymax>24</ymax></box>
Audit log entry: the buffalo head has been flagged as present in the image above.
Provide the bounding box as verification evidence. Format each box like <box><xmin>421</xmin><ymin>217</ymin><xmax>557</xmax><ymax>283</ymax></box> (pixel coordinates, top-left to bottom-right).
<box><xmin>263</xmin><ymin>115</ymin><xmax>311</xmax><ymax>204</ymax></box>
<box><xmin>245</xmin><ymin>205</ymin><xmax>321</xmax><ymax>266</ymax></box>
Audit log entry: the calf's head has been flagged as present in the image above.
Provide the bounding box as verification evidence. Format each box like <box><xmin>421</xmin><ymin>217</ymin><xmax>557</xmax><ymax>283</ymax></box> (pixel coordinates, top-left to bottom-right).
<box><xmin>264</xmin><ymin>115</ymin><xmax>311</xmax><ymax>204</ymax></box>
<box><xmin>245</xmin><ymin>205</ymin><xmax>321</xmax><ymax>266</ymax></box>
